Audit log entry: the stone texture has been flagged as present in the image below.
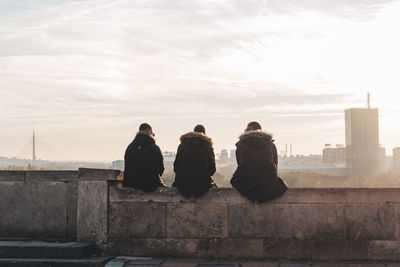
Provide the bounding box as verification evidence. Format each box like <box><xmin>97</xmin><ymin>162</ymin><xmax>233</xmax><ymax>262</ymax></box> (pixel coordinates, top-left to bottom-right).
<box><xmin>347</xmin><ymin>264</ymin><xmax>385</xmax><ymax>267</ymax></box>
<box><xmin>311</xmin><ymin>240</ymin><xmax>345</xmax><ymax>261</ymax></box>
<box><xmin>228</xmin><ymin>203</ymin><xmax>292</xmax><ymax>239</ymax></box>
<box><xmin>66</xmin><ymin>181</ymin><xmax>78</xmax><ymax>240</ymax></box>
<box><xmin>345</xmin><ymin>203</ymin><xmax>395</xmax><ymax>240</ymax></box>
<box><xmin>108</xmin><ymin>238</ymin><xmax>199</xmax><ymax>258</ymax></box>
<box><xmin>241</xmin><ymin>261</ymin><xmax>278</xmax><ymax>267</ymax></box>
<box><xmin>109</xmin><ymin>202</ymin><xmax>166</xmax><ymax>238</ymax></box>
<box><xmin>0</xmin><ymin>240</ymin><xmax>96</xmax><ymax>259</ymax></box>
<box><xmin>160</xmin><ymin>260</ymin><xmax>199</xmax><ymax>267</ymax></box>
<box><xmin>25</xmin><ymin>170</ymin><xmax>78</xmax><ymax>182</ymax></box>
<box><xmin>344</xmin><ymin>240</ymin><xmax>369</xmax><ymax>261</ymax></box>
<box><xmin>0</xmin><ymin>256</ymin><xmax>114</xmax><ymax>267</ymax></box>
<box><xmin>77</xmin><ymin>180</ymin><xmax>108</xmax><ymax>247</ymax></box>
<box><xmin>110</xmin><ymin>186</ymin><xmax>184</xmax><ymax>203</ymax></box>
<box><xmin>312</xmin><ymin>263</ymin><xmax>346</xmax><ymax>267</ymax></box>
<box><xmin>346</xmin><ymin>188</ymin><xmax>400</xmax><ymax>203</ymax></box>
<box><xmin>197</xmin><ymin>239</ymin><xmax>264</xmax><ymax>258</ymax></box>
<box><xmin>277</xmin><ymin>188</ymin><xmax>347</xmax><ymax>203</ymax></box>
<box><xmin>79</xmin><ymin>168</ymin><xmax>120</xmax><ymax>181</ymax></box>
<box><xmin>291</xmin><ymin>203</ymin><xmax>345</xmax><ymax>240</ymax></box>
<box><xmin>167</xmin><ymin>203</ymin><xmax>228</xmax><ymax>238</ymax></box>
<box><xmin>368</xmin><ymin>240</ymin><xmax>400</xmax><ymax>261</ymax></box>
<box><xmin>312</xmin><ymin>240</ymin><xmax>367</xmax><ymax>261</ymax></box>
<box><xmin>0</xmin><ymin>181</ymin><xmax>67</xmax><ymax>238</ymax></box>
<box><xmin>0</xmin><ymin>171</ymin><xmax>24</xmax><ymax>181</ymax></box>
<box><xmin>263</xmin><ymin>240</ymin><xmax>312</xmax><ymax>260</ymax></box>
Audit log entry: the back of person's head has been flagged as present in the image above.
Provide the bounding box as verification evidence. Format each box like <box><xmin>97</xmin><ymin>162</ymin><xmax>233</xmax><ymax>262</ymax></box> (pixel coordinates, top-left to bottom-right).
<box><xmin>245</xmin><ymin>121</ymin><xmax>262</xmax><ymax>132</ymax></box>
<box><xmin>193</xmin><ymin>124</ymin><xmax>206</xmax><ymax>134</ymax></box>
<box><xmin>139</xmin><ymin>123</ymin><xmax>153</xmax><ymax>135</ymax></box>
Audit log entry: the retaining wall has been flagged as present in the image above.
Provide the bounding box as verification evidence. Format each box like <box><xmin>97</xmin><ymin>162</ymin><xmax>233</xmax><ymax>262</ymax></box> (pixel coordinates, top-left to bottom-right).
<box><xmin>1</xmin><ymin>169</ymin><xmax>400</xmax><ymax>261</ymax></box>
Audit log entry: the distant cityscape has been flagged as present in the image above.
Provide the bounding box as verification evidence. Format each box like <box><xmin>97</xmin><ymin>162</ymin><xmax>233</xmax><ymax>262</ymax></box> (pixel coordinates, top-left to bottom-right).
<box><xmin>1</xmin><ymin>94</ymin><xmax>400</xmax><ymax>175</ymax></box>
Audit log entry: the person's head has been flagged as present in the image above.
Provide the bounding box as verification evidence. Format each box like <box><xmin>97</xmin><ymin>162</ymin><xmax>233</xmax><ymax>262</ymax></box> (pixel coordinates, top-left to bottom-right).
<box><xmin>245</xmin><ymin>121</ymin><xmax>262</xmax><ymax>132</ymax></box>
<box><xmin>193</xmin><ymin>124</ymin><xmax>206</xmax><ymax>135</ymax></box>
<box><xmin>139</xmin><ymin>123</ymin><xmax>154</xmax><ymax>137</ymax></box>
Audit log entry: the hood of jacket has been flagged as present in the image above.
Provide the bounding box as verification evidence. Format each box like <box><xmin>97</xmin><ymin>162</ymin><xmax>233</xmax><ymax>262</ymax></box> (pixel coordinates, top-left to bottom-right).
<box><xmin>237</xmin><ymin>130</ymin><xmax>273</xmax><ymax>148</ymax></box>
<box><xmin>180</xmin><ymin>132</ymin><xmax>213</xmax><ymax>146</ymax></box>
<box><xmin>133</xmin><ymin>132</ymin><xmax>155</xmax><ymax>146</ymax></box>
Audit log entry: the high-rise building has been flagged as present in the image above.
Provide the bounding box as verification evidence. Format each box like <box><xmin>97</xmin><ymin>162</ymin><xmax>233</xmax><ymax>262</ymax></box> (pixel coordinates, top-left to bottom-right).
<box><xmin>393</xmin><ymin>147</ymin><xmax>400</xmax><ymax>170</ymax></box>
<box><xmin>220</xmin><ymin>149</ymin><xmax>229</xmax><ymax>162</ymax></box>
<box><xmin>230</xmin><ymin>149</ymin><xmax>236</xmax><ymax>162</ymax></box>
<box><xmin>345</xmin><ymin>108</ymin><xmax>379</xmax><ymax>172</ymax></box>
<box><xmin>379</xmin><ymin>146</ymin><xmax>386</xmax><ymax>169</ymax></box>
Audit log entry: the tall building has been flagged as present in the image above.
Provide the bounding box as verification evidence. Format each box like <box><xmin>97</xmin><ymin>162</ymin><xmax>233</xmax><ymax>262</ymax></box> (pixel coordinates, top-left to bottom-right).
<box><xmin>230</xmin><ymin>149</ymin><xmax>236</xmax><ymax>162</ymax></box>
<box><xmin>345</xmin><ymin>108</ymin><xmax>379</xmax><ymax>172</ymax></box>
<box><xmin>393</xmin><ymin>147</ymin><xmax>400</xmax><ymax>170</ymax></box>
<box><xmin>379</xmin><ymin>146</ymin><xmax>386</xmax><ymax>169</ymax></box>
<box><xmin>220</xmin><ymin>149</ymin><xmax>229</xmax><ymax>162</ymax></box>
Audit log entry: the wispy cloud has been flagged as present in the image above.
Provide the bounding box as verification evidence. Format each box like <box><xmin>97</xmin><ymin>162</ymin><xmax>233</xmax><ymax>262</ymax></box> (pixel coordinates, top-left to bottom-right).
<box><xmin>1</xmin><ymin>0</ymin><xmax>400</xmax><ymax>160</ymax></box>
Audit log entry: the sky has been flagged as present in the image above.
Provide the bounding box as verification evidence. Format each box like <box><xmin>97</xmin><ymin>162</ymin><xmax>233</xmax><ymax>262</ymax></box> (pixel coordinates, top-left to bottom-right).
<box><xmin>1</xmin><ymin>0</ymin><xmax>400</xmax><ymax>161</ymax></box>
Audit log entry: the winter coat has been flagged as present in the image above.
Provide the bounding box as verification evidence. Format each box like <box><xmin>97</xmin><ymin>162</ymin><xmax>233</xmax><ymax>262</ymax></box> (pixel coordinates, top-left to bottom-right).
<box><xmin>173</xmin><ymin>132</ymin><xmax>216</xmax><ymax>198</ymax></box>
<box><xmin>230</xmin><ymin>130</ymin><xmax>287</xmax><ymax>202</ymax></box>
<box><xmin>123</xmin><ymin>132</ymin><xmax>165</xmax><ymax>191</ymax></box>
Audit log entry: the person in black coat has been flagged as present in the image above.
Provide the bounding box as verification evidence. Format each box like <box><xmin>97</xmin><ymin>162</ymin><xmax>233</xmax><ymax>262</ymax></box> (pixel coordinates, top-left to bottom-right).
<box><xmin>123</xmin><ymin>123</ymin><xmax>165</xmax><ymax>191</ymax></box>
<box><xmin>230</xmin><ymin>121</ymin><xmax>287</xmax><ymax>202</ymax></box>
<box><xmin>173</xmin><ymin>125</ymin><xmax>216</xmax><ymax>198</ymax></box>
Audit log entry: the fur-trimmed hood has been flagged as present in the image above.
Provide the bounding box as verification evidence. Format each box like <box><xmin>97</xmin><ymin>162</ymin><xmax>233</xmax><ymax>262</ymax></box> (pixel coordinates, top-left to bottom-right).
<box><xmin>180</xmin><ymin>132</ymin><xmax>213</xmax><ymax>146</ymax></box>
<box><xmin>133</xmin><ymin>132</ymin><xmax>155</xmax><ymax>145</ymax></box>
<box><xmin>237</xmin><ymin>130</ymin><xmax>273</xmax><ymax>148</ymax></box>
<box><xmin>239</xmin><ymin>130</ymin><xmax>273</xmax><ymax>141</ymax></box>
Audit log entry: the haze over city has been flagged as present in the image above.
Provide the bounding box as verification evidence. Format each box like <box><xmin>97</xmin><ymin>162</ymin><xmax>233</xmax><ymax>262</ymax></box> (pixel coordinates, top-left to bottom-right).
<box><xmin>1</xmin><ymin>0</ymin><xmax>400</xmax><ymax>161</ymax></box>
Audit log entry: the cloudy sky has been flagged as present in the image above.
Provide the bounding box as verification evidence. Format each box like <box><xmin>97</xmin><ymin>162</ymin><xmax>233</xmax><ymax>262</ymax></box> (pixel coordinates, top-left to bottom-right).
<box><xmin>1</xmin><ymin>0</ymin><xmax>400</xmax><ymax>161</ymax></box>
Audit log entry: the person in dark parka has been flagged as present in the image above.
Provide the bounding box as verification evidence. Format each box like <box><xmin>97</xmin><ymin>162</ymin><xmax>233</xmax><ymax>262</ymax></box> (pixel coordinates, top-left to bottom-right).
<box><xmin>123</xmin><ymin>123</ymin><xmax>165</xmax><ymax>191</ymax></box>
<box><xmin>230</xmin><ymin>121</ymin><xmax>287</xmax><ymax>202</ymax></box>
<box><xmin>173</xmin><ymin>125</ymin><xmax>216</xmax><ymax>198</ymax></box>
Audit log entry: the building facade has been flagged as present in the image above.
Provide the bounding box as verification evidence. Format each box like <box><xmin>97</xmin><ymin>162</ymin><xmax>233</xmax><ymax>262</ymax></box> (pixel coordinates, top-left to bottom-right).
<box><xmin>394</xmin><ymin>147</ymin><xmax>400</xmax><ymax>171</ymax></box>
<box><xmin>322</xmin><ymin>144</ymin><xmax>346</xmax><ymax>164</ymax></box>
<box><xmin>345</xmin><ymin>108</ymin><xmax>379</xmax><ymax>172</ymax></box>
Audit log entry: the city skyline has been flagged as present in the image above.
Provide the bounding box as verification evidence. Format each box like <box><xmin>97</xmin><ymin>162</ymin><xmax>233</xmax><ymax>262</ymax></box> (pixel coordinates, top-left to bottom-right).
<box><xmin>1</xmin><ymin>0</ymin><xmax>400</xmax><ymax>161</ymax></box>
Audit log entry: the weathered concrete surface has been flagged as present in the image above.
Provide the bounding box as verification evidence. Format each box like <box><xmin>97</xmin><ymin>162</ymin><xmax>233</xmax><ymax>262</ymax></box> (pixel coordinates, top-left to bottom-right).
<box><xmin>4</xmin><ymin>169</ymin><xmax>400</xmax><ymax>261</ymax></box>
<box><xmin>0</xmin><ymin>181</ymin><xmax>67</xmax><ymax>238</ymax></box>
<box><xmin>0</xmin><ymin>240</ymin><xmax>96</xmax><ymax>259</ymax></box>
<box><xmin>77</xmin><ymin>180</ymin><xmax>109</xmax><ymax>247</ymax></box>
<box><xmin>109</xmin><ymin>202</ymin><xmax>166</xmax><ymax>238</ymax></box>
<box><xmin>0</xmin><ymin>256</ymin><xmax>114</xmax><ymax>267</ymax></box>
<box><xmin>108</xmin><ymin>186</ymin><xmax>400</xmax><ymax>260</ymax></box>
<box><xmin>66</xmin><ymin>181</ymin><xmax>78</xmax><ymax>240</ymax></box>
<box><xmin>167</xmin><ymin>203</ymin><xmax>228</xmax><ymax>238</ymax></box>
<box><xmin>25</xmin><ymin>170</ymin><xmax>78</xmax><ymax>182</ymax></box>
<box><xmin>79</xmin><ymin>168</ymin><xmax>120</xmax><ymax>181</ymax></box>
<box><xmin>0</xmin><ymin>171</ymin><xmax>24</xmax><ymax>181</ymax></box>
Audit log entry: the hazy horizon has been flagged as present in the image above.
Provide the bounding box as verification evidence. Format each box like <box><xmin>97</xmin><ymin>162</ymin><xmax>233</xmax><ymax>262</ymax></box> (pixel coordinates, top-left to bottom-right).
<box><xmin>1</xmin><ymin>0</ymin><xmax>400</xmax><ymax>161</ymax></box>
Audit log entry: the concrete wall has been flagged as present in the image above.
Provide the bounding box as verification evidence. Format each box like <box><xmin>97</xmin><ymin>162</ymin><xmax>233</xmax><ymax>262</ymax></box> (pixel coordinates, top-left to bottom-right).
<box><xmin>2</xmin><ymin>169</ymin><xmax>400</xmax><ymax>261</ymax></box>
<box><xmin>106</xmin><ymin>187</ymin><xmax>400</xmax><ymax>261</ymax></box>
<box><xmin>0</xmin><ymin>168</ymin><xmax>119</xmax><ymax>241</ymax></box>
<box><xmin>0</xmin><ymin>170</ymin><xmax>78</xmax><ymax>239</ymax></box>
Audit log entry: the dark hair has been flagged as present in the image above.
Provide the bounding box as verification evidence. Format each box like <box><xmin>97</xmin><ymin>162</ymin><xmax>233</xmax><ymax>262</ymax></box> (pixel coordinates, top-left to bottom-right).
<box><xmin>193</xmin><ymin>124</ymin><xmax>206</xmax><ymax>134</ymax></box>
<box><xmin>139</xmin><ymin>123</ymin><xmax>152</xmax><ymax>132</ymax></box>
<box><xmin>246</xmin><ymin>121</ymin><xmax>262</xmax><ymax>131</ymax></box>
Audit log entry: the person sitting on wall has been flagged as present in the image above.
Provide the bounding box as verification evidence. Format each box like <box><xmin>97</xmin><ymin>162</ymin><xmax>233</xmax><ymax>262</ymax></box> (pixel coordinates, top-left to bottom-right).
<box><xmin>123</xmin><ymin>123</ymin><xmax>165</xmax><ymax>191</ymax></box>
<box><xmin>173</xmin><ymin>124</ymin><xmax>217</xmax><ymax>198</ymax></box>
<box><xmin>230</xmin><ymin>121</ymin><xmax>287</xmax><ymax>202</ymax></box>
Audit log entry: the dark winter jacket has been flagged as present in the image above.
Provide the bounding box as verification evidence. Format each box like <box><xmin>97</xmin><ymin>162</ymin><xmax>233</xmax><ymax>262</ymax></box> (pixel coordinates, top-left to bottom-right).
<box><xmin>173</xmin><ymin>132</ymin><xmax>216</xmax><ymax>198</ymax></box>
<box><xmin>123</xmin><ymin>132</ymin><xmax>165</xmax><ymax>191</ymax></box>
<box><xmin>230</xmin><ymin>130</ymin><xmax>287</xmax><ymax>202</ymax></box>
